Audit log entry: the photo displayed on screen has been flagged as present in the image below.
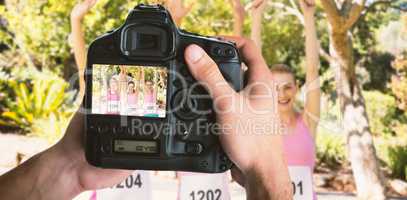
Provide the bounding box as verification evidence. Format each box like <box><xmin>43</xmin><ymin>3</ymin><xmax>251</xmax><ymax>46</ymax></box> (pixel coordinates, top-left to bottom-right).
<box><xmin>92</xmin><ymin>64</ymin><xmax>167</xmax><ymax>118</ymax></box>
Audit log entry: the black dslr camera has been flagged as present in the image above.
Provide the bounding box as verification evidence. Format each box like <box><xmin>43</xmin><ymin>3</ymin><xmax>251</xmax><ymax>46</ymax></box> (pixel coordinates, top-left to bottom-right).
<box><xmin>84</xmin><ymin>4</ymin><xmax>242</xmax><ymax>173</ymax></box>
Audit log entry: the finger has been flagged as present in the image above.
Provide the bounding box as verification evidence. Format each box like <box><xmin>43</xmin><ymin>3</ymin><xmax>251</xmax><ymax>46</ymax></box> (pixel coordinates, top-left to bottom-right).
<box><xmin>184</xmin><ymin>44</ymin><xmax>235</xmax><ymax>104</ymax></box>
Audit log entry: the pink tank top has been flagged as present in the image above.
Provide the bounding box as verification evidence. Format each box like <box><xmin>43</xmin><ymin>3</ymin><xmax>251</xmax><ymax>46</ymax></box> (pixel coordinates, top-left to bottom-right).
<box><xmin>283</xmin><ymin>115</ymin><xmax>316</xmax><ymax>199</ymax></box>
<box><xmin>282</xmin><ymin>115</ymin><xmax>316</xmax><ymax>169</ymax></box>
<box><xmin>144</xmin><ymin>92</ymin><xmax>155</xmax><ymax>104</ymax></box>
<box><xmin>107</xmin><ymin>91</ymin><xmax>120</xmax><ymax>114</ymax></box>
<box><xmin>127</xmin><ymin>93</ymin><xmax>138</xmax><ymax>106</ymax></box>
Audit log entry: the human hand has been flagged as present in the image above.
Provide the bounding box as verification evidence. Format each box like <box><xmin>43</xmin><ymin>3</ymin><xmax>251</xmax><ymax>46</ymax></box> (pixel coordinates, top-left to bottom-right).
<box><xmin>53</xmin><ymin>112</ymin><xmax>132</xmax><ymax>191</ymax></box>
<box><xmin>299</xmin><ymin>0</ymin><xmax>316</xmax><ymax>16</ymax></box>
<box><xmin>165</xmin><ymin>0</ymin><xmax>194</xmax><ymax>26</ymax></box>
<box><xmin>71</xmin><ymin>0</ymin><xmax>98</xmax><ymax>20</ymax></box>
<box><xmin>183</xmin><ymin>37</ymin><xmax>292</xmax><ymax>198</ymax></box>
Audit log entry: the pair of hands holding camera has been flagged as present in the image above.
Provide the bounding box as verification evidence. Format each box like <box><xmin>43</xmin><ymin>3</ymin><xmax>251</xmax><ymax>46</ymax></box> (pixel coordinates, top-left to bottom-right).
<box><xmin>0</xmin><ymin>37</ymin><xmax>292</xmax><ymax>200</ymax></box>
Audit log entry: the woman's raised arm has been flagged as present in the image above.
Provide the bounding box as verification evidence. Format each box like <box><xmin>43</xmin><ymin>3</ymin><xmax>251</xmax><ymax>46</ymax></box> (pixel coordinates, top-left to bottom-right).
<box><xmin>300</xmin><ymin>0</ymin><xmax>321</xmax><ymax>138</ymax></box>
<box><xmin>70</xmin><ymin>0</ymin><xmax>98</xmax><ymax>97</ymax></box>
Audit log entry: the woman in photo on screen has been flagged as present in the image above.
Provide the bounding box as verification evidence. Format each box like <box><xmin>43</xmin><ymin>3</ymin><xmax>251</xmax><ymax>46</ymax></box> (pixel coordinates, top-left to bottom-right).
<box><xmin>143</xmin><ymin>79</ymin><xmax>158</xmax><ymax>117</ymax></box>
<box><xmin>127</xmin><ymin>81</ymin><xmax>141</xmax><ymax>115</ymax></box>
<box><xmin>106</xmin><ymin>76</ymin><xmax>120</xmax><ymax>115</ymax></box>
<box><xmin>112</xmin><ymin>66</ymin><xmax>133</xmax><ymax>114</ymax></box>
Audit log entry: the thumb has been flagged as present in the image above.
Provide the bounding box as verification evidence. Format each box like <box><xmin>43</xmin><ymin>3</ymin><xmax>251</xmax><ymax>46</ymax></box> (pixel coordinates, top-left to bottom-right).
<box><xmin>184</xmin><ymin>44</ymin><xmax>235</xmax><ymax>106</ymax></box>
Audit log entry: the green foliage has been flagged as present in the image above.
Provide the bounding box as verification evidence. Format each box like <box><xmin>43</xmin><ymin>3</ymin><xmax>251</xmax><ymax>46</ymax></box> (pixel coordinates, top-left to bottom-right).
<box><xmin>182</xmin><ymin>0</ymin><xmax>308</xmax><ymax>75</ymax></box>
<box><xmin>0</xmin><ymin>0</ymin><xmax>315</xmax><ymax>81</ymax></box>
<box><xmin>261</xmin><ymin>13</ymin><xmax>304</xmax><ymax>71</ymax></box>
<box><xmin>361</xmin><ymin>52</ymin><xmax>394</xmax><ymax>92</ymax></box>
<box><xmin>0</xmin><ymin>0</ymin><xmax>76</xmax><ymax>73</ymax></box>
<box><xmin>182</xmin><ymin>0</ymin><xmax>234</xmax><ymax>35</ymax></box>
<box><xmin>391</xmin><ymin>51</ymin><xmax>407</xmax><ymax>112</ymax></box>
<box><xmin>364</xmin><ymin>91</ymin><xmax>407</xmax><ymax>138</ymax></box>
<box><xmin>0</xmin><ymin>67</ymin><xmax>75</xmax><ymax>132</ymax></box>
<box><xmin>353</xmin><ymin>4</ymin><xmax>401</xmax><ymax>91</ymax></box>
<box><xmin>363</xmin><ymin>91</ymin><xmax>398</xmax><ymax>136</ymax></box>
<box><xmin>387</xmin><ymin>145</ymin><xmax>407</xmax><ymax>181</ymax></box>
<box><xmin>316</xmin><ymin>128</ymin><xmax>347</xmax><ymax>168</ymax></box>
<box><xmin>0</xmin><ymin>0</ymin><xmax>151</xmax><ymax>74</ymax></box>
<box><xmin>376</xmin><ymin>137</ymin><xmax>407</xmax><ymax>181</ymax></box>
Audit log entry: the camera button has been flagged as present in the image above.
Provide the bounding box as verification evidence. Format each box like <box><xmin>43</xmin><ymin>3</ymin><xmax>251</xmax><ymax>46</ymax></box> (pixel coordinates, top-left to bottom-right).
<box><xmin>213</xmin><ymin>47</ymin><xmax>222</xmax><ymax>56</ymax></box>
<box><xmin>220</xmin><ymin>154</ymin><xmax>228</xmax><ymax>162</ymax></box>
<box><xmin>89</xmin><ymin>125</ymin><xmax>97</xmax><ymax>132</ymax></box>
<box><xmin>185</xmin><ymin>142</ymin><xmax>203</xmax><ymax>155</ymax></box>
<box><xmin>225</xmin><ymin>48</ymin><xmax>235</xmax><ymax>57</ymax></box>
<box><xmin>97</xmin><ymin>125</ymin><xmax>109</xmax><ymax>134</ymax></box>
<box><xmin>219</xmin><ymin>164</ymin><xmax>228</xmax><ymax>171</ymax></box>
<box><xmin>112</xmin><ymin>127</ymin><xmax>118</xmax><ymax>134</ymax></box>
<box><xmin>101</xmin><ymin>140</ymin><xmax>111</xmax><ymax>153</ymax></box>
<box><xmin>172</xmin><ymin>90</ymin><xmax>200</xmax><ymax>120</ymax></box>
<box><xmin>115</xmin><ymin>126</ymin><xmax>125</xmax><ymax>134</ymax></box>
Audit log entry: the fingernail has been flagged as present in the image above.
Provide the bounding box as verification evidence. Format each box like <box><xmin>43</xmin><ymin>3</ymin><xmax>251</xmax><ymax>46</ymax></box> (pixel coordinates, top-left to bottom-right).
<box><xmin>186</xmin><ymin>44</ymin><xmax>204</xmax><ymax>63</ymax></box>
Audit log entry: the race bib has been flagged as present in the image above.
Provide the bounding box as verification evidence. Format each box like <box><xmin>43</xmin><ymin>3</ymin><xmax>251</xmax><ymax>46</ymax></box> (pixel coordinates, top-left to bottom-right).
<box><xmin>96</xmin><ymin>171</ymin><xmax>152</xmax><ymax>200</ymax></box>
<box><xmin>288</xmin><ymin>166</ymin><xmax>313</xmax><ymax>200</ymax></box>
<box><xmin>108</xmin><ymin>100</ymin><xmax>120</xmax><ymax>114</ymax></box>
<box><xmin>179</xmin><ymin>173</ymin><xmax>230</xmax><ymax>200</ymax></box>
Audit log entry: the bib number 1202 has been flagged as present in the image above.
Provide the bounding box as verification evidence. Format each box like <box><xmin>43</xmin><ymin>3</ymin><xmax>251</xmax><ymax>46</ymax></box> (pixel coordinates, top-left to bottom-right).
<box><xmin>189</xmin><ymin>189</ymin><xmax>222</xmax><ymax>200</ymax></box>
<box><xmin>111</xmin><ymin>173</ymin><xmax>142</xmax><ymax>189</ymax></box>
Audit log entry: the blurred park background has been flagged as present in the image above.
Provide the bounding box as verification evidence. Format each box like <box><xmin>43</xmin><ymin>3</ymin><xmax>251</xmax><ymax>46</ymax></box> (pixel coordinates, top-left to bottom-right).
<box><xmin>0</xmin><ymin>0</ymin><xmax>406</xmax><ymax>199</ymax></box>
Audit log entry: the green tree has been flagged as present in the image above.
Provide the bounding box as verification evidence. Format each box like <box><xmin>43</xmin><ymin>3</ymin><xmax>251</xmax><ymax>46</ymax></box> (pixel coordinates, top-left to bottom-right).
<box><xmin>0</xmin><ymin>0</ymin><xmax>155</xmax><ymax>76</ymax></box>
<box><xmin>319</xmin><ymin>0</ymin><xmax>405</xmax><ymax>199</ymax></box>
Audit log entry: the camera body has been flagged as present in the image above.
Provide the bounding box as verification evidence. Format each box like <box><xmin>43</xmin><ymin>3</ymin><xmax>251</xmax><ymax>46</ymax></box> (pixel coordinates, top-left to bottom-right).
<box><xmin>84</xmin><ymin>4</ymin><xmax>242</xmax><ymax>173</ymax></box>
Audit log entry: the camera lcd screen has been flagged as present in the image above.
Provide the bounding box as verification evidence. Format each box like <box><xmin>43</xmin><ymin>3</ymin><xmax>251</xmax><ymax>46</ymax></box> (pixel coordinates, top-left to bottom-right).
<box><xmin>91</xmin><ymin>64</ymin><xmax>167</xmax><ymax>118</ymax></box>
<box><xmin>114</xmin><ymin>140</ymin><xmax>158</xmax><ymax>154</ymax></box>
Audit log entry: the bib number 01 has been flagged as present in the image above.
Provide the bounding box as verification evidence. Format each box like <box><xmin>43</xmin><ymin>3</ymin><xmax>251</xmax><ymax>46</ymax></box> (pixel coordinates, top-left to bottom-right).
<box><xmin>189</xmin><ymin>189</ymin><xmax>222</xmax><ymax>200</ymax></box>
<box><xmin>111</xmin><ymin>173</ymin><xmax>142</xmax><ymax>189</ymax></box>
<box><xmin>288</xmin><ymin>166</ymin><xmax>313</xmax><ymax>200</ymax></box>
<box><xmin>291</xmin><ymin>180</ymin><xmax>303</xmax><ymax>196</ymax></box>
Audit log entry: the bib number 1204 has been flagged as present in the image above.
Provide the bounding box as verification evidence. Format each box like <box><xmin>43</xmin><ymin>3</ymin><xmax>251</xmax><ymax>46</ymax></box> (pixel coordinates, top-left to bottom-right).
<box><xmin>189</xmin><ymin>189</ymin><xmax>222</xmax><ymax>200</ymax></box>
<box><xmin>111</xmin><ymin>173</ymin><xmax>142</xmax><ymax>189</ymax></box>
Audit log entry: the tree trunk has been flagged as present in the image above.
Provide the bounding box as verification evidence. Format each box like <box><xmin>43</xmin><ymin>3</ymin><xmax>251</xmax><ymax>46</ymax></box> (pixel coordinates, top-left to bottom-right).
<box><xmin>329</xmin><ymin>28</ymin><xmax>387</xmax><ymax>200</ymax></box>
